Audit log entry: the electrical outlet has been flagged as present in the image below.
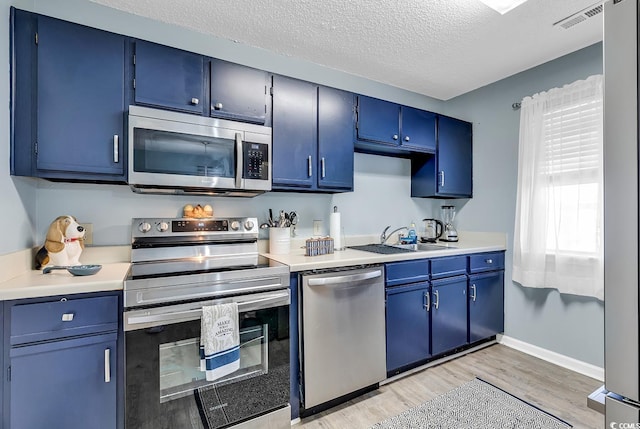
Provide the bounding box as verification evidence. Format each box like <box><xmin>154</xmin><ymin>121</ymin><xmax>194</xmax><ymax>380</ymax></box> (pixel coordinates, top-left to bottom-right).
<box><xmin>313</xmin><ymin>220</ymin><xmax>323</xmax><ymax>236</ymax></box>
<box><xmin>80</xmin><ymin>223</ymin><xmax>93</xmax><ymax>245</ymax></box>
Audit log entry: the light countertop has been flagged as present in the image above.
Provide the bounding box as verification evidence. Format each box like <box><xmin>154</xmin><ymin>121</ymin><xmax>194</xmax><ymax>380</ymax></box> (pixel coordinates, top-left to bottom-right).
<box><xmin>264</xmin><ymin>231</ymin><xmax>507</xmax><ymax>272</ymax></box>
<box><xmin>0</xmin><ymin>232</ymin><xmax>506</xmax><ymax>300</ymax></box>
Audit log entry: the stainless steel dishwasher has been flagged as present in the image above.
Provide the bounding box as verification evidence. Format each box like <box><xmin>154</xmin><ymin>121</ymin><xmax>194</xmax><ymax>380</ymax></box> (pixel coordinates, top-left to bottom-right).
<box><xmin>299</xmin><ymin>265</ymin><xmax>386</xmax><ymax>413</ymax></box>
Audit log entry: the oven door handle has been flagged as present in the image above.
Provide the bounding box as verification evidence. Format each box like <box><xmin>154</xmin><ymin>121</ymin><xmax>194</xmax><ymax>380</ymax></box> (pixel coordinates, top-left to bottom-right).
<box><xmin>125</xmin><ymin>290</ymin><xmax>290</xmax><ymax>328</ymax></box>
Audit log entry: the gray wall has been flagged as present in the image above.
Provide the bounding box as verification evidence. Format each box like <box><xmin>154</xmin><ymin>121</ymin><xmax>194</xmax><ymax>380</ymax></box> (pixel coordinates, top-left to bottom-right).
<box><xmin>446</xmin><ymin>42</ymin><xmax>604</xmax><ymax>367</ymax></box>
<box><xmin>0</xmin><ymin>0</ymin><xmax>604</xmax><ymax>366</ymax></box>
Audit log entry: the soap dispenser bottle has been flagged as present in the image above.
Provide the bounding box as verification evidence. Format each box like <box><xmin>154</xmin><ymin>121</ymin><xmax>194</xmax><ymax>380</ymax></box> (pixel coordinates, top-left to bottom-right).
<box><xmin>408</xmin><ymin>222</ymin><xmax>417</xmax><ymax>244</ymax></box>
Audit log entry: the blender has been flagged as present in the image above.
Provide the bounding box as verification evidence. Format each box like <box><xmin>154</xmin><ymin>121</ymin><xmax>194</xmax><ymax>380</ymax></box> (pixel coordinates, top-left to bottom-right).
<box><xmin>440</xmin><ymin>205</ymin><xmax>458</xmax><ymax>242</ymax></box>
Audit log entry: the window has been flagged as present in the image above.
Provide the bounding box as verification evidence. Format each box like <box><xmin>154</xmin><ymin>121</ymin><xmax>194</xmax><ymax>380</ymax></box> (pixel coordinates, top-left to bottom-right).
<box><xmin>513</xmin><ymin>75</ymin><xmax>603</xmax><ymax>300</ymax></box>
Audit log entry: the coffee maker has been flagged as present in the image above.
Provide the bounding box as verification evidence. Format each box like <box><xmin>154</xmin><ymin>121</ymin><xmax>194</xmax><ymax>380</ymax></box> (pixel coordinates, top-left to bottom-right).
<box><xmin>440</xmin><ymin>205</ymin><xmax>458</xmax><ymax>242</ymax></box>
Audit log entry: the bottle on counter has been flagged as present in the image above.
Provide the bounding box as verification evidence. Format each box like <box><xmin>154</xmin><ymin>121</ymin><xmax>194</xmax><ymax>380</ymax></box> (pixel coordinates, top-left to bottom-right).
<box><xmin>407</xmin><ymin>222</ymin><xmax>417</xmax><ymax>244</ymax></box>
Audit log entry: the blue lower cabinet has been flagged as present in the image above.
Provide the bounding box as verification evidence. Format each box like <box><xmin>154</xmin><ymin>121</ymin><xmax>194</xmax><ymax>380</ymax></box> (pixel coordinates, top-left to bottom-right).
<box><xmin>468</xmin><ymin>271</ymin><xmax>505</xmax><ymax>343</ymax></box>
<box><xmin>10</xmin><ymin>332</ymin><xmax>117</xmax><ymax>429</ymax></box>
<box><xmin>431</xmin><ymin>275</ymin><xmax>468</xmax><ymax>355</ymax></box>
<box><xmin>385</xmin><ymin>282</ymin><xmax>431</xmax><ymax>374</ymax></box>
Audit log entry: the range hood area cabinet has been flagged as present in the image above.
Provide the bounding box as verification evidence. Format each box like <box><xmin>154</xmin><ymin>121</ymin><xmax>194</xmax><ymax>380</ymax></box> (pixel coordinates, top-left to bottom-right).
<box><xmin>10</xmin><ymin>9</ymin><xmax>128</xmax><ymax>182</ymax></box>
<box><xmin>271</xmin><ymin>75</ymin><xmax>354</xmax><ymax>192</ymax></box>
<box><xmin>133</xmin><ymin>40</ymin><xmax>270</xmax><ymax>124</ymax></box>
<box><xmin>411</xmin><ymin>115</ymin><xmax>473</xmax><ymax>198</ymax></box>
<box><xmin>355</xmin><ymin>95</ymin><xmax>437</xmax><ymax>155</ymax></box>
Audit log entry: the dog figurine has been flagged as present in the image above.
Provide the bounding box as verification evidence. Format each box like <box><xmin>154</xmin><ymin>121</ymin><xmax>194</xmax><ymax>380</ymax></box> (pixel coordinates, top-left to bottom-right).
<box><xmin>35</xmin><ymin>216</ymin><xmax>85</xmax><ymax>270</ymax></box>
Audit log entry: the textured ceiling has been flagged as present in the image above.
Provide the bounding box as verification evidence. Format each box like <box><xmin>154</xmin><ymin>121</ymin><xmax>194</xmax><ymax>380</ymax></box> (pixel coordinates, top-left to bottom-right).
<box><xmin>89</xmin><ymin>0</ymin><xmax>603</xmax><ymax>100</ymax></box>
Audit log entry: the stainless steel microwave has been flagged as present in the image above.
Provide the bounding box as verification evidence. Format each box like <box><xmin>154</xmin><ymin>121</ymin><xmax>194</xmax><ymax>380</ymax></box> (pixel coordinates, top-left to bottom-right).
<box><xmin>127</xmin><ymin>106</ymin><xmax>271</xmax><ymax>197</ymax></box>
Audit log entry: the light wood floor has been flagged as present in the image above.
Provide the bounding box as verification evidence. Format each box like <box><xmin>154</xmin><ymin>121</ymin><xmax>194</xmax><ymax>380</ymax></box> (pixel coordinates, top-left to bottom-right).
<box><xmin>295</xmin><ymin>344</ymin><xmax>604</xmax><ymax>429</ymax></box>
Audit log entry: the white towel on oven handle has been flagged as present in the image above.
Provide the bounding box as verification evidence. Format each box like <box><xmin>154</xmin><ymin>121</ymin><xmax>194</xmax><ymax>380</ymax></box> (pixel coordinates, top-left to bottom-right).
<box><xmin>199</xmin><ymin>302</ymin><xmax>240</xmax><ymax>382</ymax></box>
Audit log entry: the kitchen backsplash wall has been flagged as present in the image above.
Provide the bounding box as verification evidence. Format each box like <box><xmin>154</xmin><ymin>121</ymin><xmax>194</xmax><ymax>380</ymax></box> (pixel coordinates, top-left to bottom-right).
<box><xmin>33</xmin><ymin>153</ymin><xmax>437</xmax><ymax>246</ymax></box>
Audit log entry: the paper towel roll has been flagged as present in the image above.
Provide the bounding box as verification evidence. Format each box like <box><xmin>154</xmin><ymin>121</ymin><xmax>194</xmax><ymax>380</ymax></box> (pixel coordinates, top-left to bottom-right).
<box><xmin>330</xmin><ymin>212</ymin><xmax>342</xmax><ymax>250</ymax></box>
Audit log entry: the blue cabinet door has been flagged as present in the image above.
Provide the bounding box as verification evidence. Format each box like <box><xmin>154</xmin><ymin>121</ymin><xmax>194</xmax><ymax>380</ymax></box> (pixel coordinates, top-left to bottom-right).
<box><xmin>134</xmin><ymin>40</ymin><xmax>205</xmax><ymax>114</ymax></box>
<box><xmin>356</xmin><ymin>96</ymin><xmax>400</xmax><ymax>146</ymax></box>
<box><xmin>386</xmin><ymin>283</ymin><xmax>431</xmax><ymax>373</ymax></box>
<box><xmin>400</xmin><ymin>106</ymin><xmax>436</xmax><ymax>153</ymax></box>
<box><xmin>35</xmin><ymin>16</ymin><xmax>125</xmax><ymax>178</ymax></box>
<box><xmin>272</xmin><ymin>75</ymin><xmax>317</xmax><ymax>188</ymax></box>
<box><xmin>468</xmin><ymin>271</ymin><xmax>504</xmax><ymax>343</ymax></box>
<box><xmin>431</xmin><ymin>275</ymin><xmax>468</xmax><ymax>355</ymax></box>
<box><xmin>317</xmin><ymin>86</ymin><xmax>354</xmax><ymax>190</ymax></box>
<box><xmin>210</xmin><ymin>58</ymin><xmax>268</xmax><ymax>124</ymax></box>
<box><xmin>436</xmin><ymin>116</ymin><xmax>473</xmax><ymax>197</ymax></box>
<box><xmin>411</xmin><ymin>115</ymin><xmax>473</xmax><ymax>198</ymax></box>
<box><xmin>10</xmin><ymin>333</ymin><xmax>117</xmax><ymax>429</ymax></box>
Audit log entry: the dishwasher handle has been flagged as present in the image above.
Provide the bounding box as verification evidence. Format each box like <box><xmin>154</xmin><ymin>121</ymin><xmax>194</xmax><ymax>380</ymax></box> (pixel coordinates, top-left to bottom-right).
<box><xmin>307</xmin><ymin>270</ymin><xmax>382</xmax><ymax>286</ymax></box>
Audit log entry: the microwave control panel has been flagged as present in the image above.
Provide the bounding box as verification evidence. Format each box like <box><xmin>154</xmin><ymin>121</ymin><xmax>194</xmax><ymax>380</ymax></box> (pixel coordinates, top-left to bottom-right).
<box><xmin>243</xmin><ymin>142</ymin><xmax>269</xmax><ymax>180</ymax></box>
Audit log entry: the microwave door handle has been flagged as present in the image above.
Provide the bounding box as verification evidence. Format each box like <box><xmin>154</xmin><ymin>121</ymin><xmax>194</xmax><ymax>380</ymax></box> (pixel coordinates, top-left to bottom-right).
<box><xmin>235</xmin><ymin>132</ymin><xmax>243</xmax><ymax>189</ymax></box>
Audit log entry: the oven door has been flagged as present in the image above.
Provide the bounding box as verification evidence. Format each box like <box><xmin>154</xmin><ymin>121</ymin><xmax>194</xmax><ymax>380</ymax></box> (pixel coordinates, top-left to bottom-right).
<box><xmin>123</xmin><ymin>289</ymin><xmax>289</xmax><ymax>429</ymax></box>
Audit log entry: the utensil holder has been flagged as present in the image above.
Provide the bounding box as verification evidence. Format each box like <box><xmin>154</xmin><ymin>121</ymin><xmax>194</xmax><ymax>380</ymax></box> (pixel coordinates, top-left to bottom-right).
<box><xmin>269</xmin><ymin>227</ymin><xmax>291</xmax><ymax>254</ymax></box>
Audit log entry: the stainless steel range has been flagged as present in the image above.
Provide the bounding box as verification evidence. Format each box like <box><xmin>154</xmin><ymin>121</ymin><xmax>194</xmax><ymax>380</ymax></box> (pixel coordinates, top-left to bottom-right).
<box><xmin>123</xmin><ymin>217</ymin><xmax>291</xmax><ymax>429</ymax></box>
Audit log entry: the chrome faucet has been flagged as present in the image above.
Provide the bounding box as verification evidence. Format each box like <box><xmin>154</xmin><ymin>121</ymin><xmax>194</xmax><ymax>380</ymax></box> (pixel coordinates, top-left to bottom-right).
<box><xmin>380</xmin><ymin>225</ymin><xmax>408</xmax><ymax>244</ymax></box>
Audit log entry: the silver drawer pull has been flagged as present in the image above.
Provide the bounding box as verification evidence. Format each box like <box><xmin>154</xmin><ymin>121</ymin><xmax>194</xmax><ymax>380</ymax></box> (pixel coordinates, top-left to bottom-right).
<box><xmin>471</xmin><ymin>284</ymin><xmax>477</xmax><ymax>302</ymax></box>
<box><xmin>61</xmin><ymin>313</ymin><xmax>74</xmax><ymax>322</ymax></box>
<box><xmin>485</xmin><ymin>259</ymin><xmax>493</xmax><ymax>264</ymax></box>
<box><xmin>191</xmin><ymin>97</ymin><xmax>200</xmax><ymax>105</ymax></box>
<box><xmin>113</xmin><ymin>135</ymin><xmax>119</xmax><ymax>163</ymax></box>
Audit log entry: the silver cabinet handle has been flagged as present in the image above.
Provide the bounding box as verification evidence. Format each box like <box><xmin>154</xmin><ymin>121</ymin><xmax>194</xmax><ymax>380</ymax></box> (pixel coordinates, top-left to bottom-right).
<box><xmin>404</xmin><ymin>136</ymin><xmax>410</xmax><ymax>142</ymax></box>
<box><xmin>191</xmin><ymin>97</ymin><xmax>200</xmax><ymax>105</ymax></box>
<box><xmin>439</xmin><ymin>171</ymin><xmax>445</xmax><ymax>187</ymax></box>
<box><xmin>321</xmin><ymin>157</ymin><xmax>326</xmax><ymax>178</ymax></box>
<box><xmin>485</xmin><ymin>259</ymin><xmax>493</xmax><ymax>264</ymax></box>
<box><xmin>307</xmin><ymin>155</ymin><xmax>313</xmax><ymax>177</ymax></box>
<box><xmin>471</xmin><ymin>284</ymin><xmax>477</xmax><ymax>302</ymax></box>
<box><xmin>424</xmin><ymin>291</ymin><xmax>430</xmax><ymax>311</ymax></box>
<box><xmin>113</xmin><ymin>135</ymin><xmax>119</xmax><ymax>163</ymax></box>
<box><xmin>61</xmin><ymin>313</ymin><xmax>74</xmax><ymax>322</ymax></box>
<box><xmin>104</xmin><ymin>348</ymin><xmax>111</xmax><ymax>383</ymax></box>
<box><xmin>213</xmin><ymin>102</ymin><xmax>223</xmax><ymax>110</ymax></box>
<box><xmin>392</xmin><ymin>134</ymin><xmax>399</xmax><ymax>140</ymax></box>
<box><xmin>433</xmin><ymin>290</ymin><xmax>440</xmax><ymax>310</ymax></box>
<box><xmin>307</xmin><ymin>270</ymin><xmax>382</xmax><ymax>286</ymax></box>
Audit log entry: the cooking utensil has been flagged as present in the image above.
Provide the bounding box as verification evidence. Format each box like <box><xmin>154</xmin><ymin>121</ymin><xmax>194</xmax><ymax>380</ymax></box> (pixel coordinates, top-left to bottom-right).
<box><xmin>43</xmin><ymin>264</ymin><xmax>102</xmax><ymax>276</ymax></box>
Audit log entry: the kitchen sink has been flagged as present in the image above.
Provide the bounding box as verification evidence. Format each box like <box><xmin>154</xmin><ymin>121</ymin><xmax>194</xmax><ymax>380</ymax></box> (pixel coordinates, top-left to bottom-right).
<box><xmin>348</xmin><ymin>243</ymin><xmax>456</xmax><ymax>254</ymax></box>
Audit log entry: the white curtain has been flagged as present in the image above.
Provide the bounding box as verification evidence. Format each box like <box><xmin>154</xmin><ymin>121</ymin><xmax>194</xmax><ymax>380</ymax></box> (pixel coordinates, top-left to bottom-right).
<box><xmin>513</xmin><ymin>74</ymin><xmax>604</xmax><ymax>301</ymax></box>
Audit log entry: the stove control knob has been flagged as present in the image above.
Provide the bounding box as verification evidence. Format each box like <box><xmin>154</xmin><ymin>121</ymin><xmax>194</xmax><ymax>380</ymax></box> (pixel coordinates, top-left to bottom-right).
<box><xmin>157</xmin><ymin>221</ymin><xmax>169</xmax><ymax>232</ymax></box>
<box><xmin>244</xmin><ymin>220</ymin><xmax>255</xmax><ymax>231</ymax></box>
<box><xmin>230</xmin><ymin>220</ymin><xmax>240</xmax><ymax>231</ymax></box>
<box><xmin>138</xmin><ymin>222</ymin><xmax>152</xmax><ymax>233</ymax></box>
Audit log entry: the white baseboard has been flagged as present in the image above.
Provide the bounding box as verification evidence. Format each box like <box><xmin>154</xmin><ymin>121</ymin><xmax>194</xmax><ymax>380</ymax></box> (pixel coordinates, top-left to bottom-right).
<box><xmin>497</xmin><ymin>334</ymin><xmax>604</xmax><ymax>382</ymax></box>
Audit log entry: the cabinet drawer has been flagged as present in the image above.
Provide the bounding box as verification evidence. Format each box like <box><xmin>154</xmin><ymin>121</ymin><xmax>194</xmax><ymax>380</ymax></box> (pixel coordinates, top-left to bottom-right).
<box><xmin>385</xmin><ymin>259</ymin><xmax>430</xmax><ymax>286</ymax></box>
<box><xmin>468</xmin><ymin>252</ymin><xmax>505</xmax><ymax>273</ymax></box>
<box><xmin>431</xmin><ymin>256</ymin><xmax>467</xmax><ymax>279</ymax></box>
<box><xmin>11</xmin><ymin>296</ymin><xmax>118</xmax><ymax>345</ymax></box>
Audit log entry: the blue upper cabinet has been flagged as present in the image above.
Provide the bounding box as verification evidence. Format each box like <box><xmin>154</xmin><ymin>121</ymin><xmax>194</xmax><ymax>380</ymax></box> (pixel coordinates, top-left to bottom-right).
<box><xmin>11</xmin><ymin>10</ymin><xmax>127</xmax><ymax>181</ymax></box>
<box><xmin>210</xmin><ymin>59</ymin><xmax>269</xmax><ymax>124</ymax></box>
<box><xmin>317</xmin><ymin>86</ymin><xmax>354</xmax><ymax>190</ymax></box>
<box><xmin>272</xmin><ymin>75</ymin><xmax>317</xmax><ymax>189</ymax></box>
<box><xmin>411</xmin><ymin>115</ymin><xmax>473</xmax><ymax>198</ymax></box>
<box><xmin>133</xmin><ymin>40</ymin><xmax>206</xmax><ymax>114</ymax></box>
<box><xmin>401</xmin><ymin>106</ymin><xmax>436</xmax><ymax>153</ymax></box>
<box><xmin>356</xmin><ymin>96</ymin><xmax>400</xmax><ymax>146</ymax></box>
<box><xmin>356</xmin><ymin>96</ymin><xmax>436</xmax><ymax>155</ymax></box>
<box><xmin>272</xmin><ymin>76</ymin><xmax>354</xmax><ymax>192</ymax></box>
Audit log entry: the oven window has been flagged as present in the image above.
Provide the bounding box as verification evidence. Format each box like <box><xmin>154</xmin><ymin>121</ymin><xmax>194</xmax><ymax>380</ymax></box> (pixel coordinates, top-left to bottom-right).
<box><xmin>125</xmin><ymin>305</ymin><xmax>289</xmax><ymax>429</ymax></box>
<box><xmin>133</xmin><ymin>128</ymin><xmax>236</xmax><ymax>178</ymax></box>
<box><xmin>158</xmin><ymin>324</ymin><xmax>268</xmax><ymax>403</ymax></box>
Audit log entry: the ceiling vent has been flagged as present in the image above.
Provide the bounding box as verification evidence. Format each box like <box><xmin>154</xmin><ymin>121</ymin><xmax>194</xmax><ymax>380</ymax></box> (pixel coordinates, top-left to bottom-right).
<box><xmin>553</xmin><ymin>2</ymin><xmax>603</xmax><ymax>30</ymax></box>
